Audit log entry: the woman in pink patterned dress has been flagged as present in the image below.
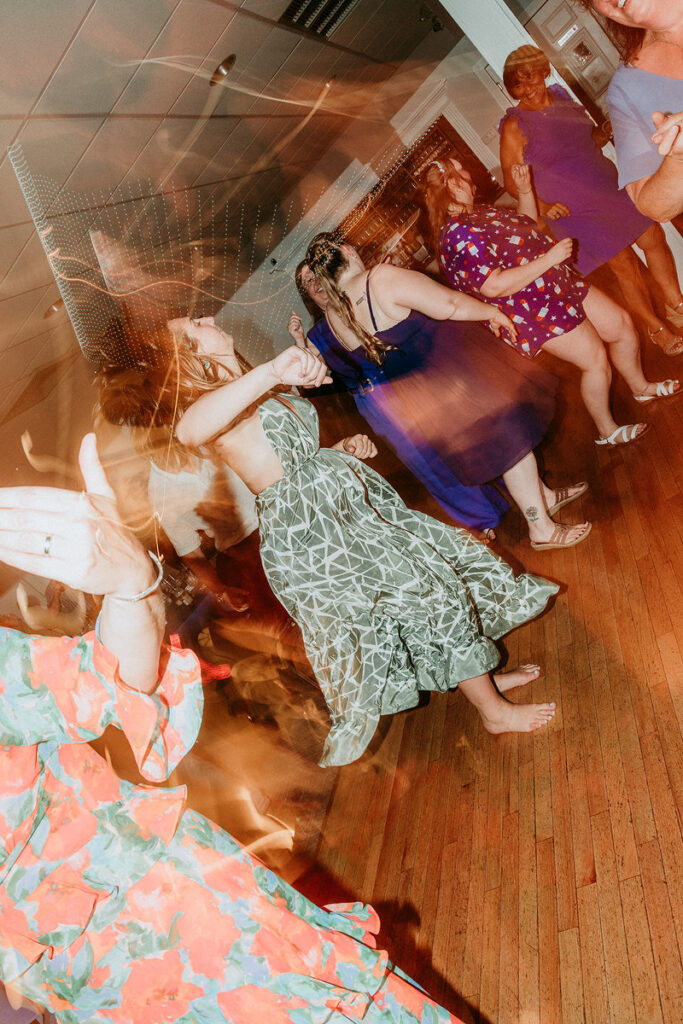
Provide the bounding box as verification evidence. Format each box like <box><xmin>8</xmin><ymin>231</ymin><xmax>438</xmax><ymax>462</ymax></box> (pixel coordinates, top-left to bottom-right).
<box><xmin>0</xmin><ymin>433</ymin><xmax>464</xmax><ymax>1023</ymax></box>
<box><xmin>421</xmin><ymin>157</ymin><xmax>680</xmax><ymax>448</ymax></box>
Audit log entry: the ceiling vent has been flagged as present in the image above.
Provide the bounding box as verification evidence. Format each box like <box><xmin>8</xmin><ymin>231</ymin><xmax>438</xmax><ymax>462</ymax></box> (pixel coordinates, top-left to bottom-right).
<box><xmin>280</xmin><ymin>0</ymin><xmax>361</xmax><ymax>38</ymax></box>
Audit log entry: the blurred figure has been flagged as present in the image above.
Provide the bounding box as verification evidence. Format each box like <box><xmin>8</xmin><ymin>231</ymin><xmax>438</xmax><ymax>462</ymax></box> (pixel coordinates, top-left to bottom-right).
<box><xmin>0</xmin><ymin>433</ymin><xmax>468</xmax><ymax>1024</ymax></box>
<box><xmin>289</xmin><ymin>260</ymin><xmax>510</xmax><ymax>541</ymax></box>
<box><xmin>305</xmin><ymin>233</ymin><xmax>590</xmax><ymax>549</ymax></box>
<box><xmin>499</xmin><ymin>44</ymin><xmax>683</xmax><ymax>354</ymax></box>
<box><xmin>578</xmin><ymin>1</ymin><xmax>683</xmax><ymax>224</ymax></box>
<box><xmin>422</xmin><ymin>157</ymin><xmax>680</xmax><ymax>447</ymax></box>
<box><xmin>96</xmin><ymin>321</ymin><xmax>305</xmax><ymax>664</ymax></box>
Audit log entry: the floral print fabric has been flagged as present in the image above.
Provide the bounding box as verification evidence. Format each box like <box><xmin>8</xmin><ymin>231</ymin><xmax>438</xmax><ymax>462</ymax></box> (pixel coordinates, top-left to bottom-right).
<box><xmin>0</xmin><ymin>627</ymin><xmax>462</xmax><ymax>1022</ymax></box>
<box><xmin>440</xmin><ymin>207</ymin><xmax>589</xmax><ymax>357</ymax></box>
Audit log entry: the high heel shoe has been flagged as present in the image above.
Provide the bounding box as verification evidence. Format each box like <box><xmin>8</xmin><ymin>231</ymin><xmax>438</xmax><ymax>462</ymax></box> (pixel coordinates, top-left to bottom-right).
<box><xmin>665</xmin><ymin>300</ymin><xmax>683</xmax><ymax>330</ymax></box>
<box><xmin>648</xmin><ymin>324</ymin><xmax>683</xmax><ymax>356</ymax></box>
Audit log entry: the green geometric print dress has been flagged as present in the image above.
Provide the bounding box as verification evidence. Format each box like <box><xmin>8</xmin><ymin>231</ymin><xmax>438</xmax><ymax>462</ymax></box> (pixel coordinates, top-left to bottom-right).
<box><xmin>256</xmin><ymin>396</ymin><xmax>558</xmax><ymax>767</ymax></box>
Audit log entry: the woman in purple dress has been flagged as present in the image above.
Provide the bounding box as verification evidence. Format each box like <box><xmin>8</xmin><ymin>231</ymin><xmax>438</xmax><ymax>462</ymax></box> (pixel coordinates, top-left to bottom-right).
<box><xmin>305</xmin><ymin>233</ymin><xmax>592</xmax><ymax>551</ymax></box>
<box><xmin>499</xmin><ymin>45</ymin><xmax>683</xmax><ymax>355</ymax></box>
<box><xmin>422</xmin><ymin>157</ymin><xmax>679</xmax><ymax>448</ymax></box>
<box><xmin>288</xmin><ymin>259</ymin><xmax>510</xmax><ymax>539</ymax></box>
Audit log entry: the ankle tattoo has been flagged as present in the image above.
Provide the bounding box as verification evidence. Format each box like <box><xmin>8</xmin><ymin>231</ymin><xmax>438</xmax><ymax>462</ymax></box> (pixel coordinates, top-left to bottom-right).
<box><xmin>525</xmin><ymin>506</ymin><xmax>540</xmax><ymax>523</ymax></box>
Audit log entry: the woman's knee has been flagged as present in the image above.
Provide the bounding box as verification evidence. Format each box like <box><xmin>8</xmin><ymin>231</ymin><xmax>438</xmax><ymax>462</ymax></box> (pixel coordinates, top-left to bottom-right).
<box><xmin>636</xmin><ymin>222</ymin><xmax>666</xmax><ymax>254</ymax></box>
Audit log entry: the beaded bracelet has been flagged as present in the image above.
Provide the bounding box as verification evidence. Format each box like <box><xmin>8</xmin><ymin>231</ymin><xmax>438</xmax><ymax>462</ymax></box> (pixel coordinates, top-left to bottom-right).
<box><xmin>109</xmin><ymin>552</ymin><xmax>164</xmax><ymax>603</ymax></box>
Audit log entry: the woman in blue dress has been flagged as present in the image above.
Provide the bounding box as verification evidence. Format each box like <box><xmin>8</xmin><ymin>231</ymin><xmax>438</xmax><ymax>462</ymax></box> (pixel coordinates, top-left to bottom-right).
<box><xmin>289</xmin><ymin>259</ymin><xmax>511</xmax><ymax>540</ymax></box>
<box><xmin>303</xmin><ymin>234</ymin><xmax>591</xmax><ymax>550</ymax></box>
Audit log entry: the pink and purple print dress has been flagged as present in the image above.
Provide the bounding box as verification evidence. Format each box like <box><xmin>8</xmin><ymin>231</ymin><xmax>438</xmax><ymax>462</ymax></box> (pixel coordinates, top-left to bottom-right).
<box><xmin>440</xmin><ymin>207</ymin><xmax>589</xmax><ymax>358</ymax></box>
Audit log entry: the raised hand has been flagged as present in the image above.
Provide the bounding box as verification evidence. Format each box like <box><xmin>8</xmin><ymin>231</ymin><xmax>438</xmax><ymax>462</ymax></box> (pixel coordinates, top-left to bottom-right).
<box><xmin>287</xmin><ymin>311</ymin><xmax>306</xmax><ymax>347</ymax></box>
<box><xmin>0</xmin><ymin>434</ymin><xmax>155</xmax><ymax>598</ymax></box>
<box><xmin>270</xmin><ymin>345</ymin><xmax>331</xmax><ymax>388</ymax></box>
<box><xmin>335</xmin><ymin>434</ymin><xmax>378</xmax><ymax>460</ymax></box>
<box><xmin>546</xmin><ymin>237</ymin><xmax>574</xmax><ymax>267</ymax></box>
<box><xmin>651</xmin><ymin>110</ymin><xmax>683</xmax><ymax>157</ymax></box>
<box><xmin>511</xmin><ymin>163</ymin><xmax>532</xmax><ymax>195</ymax></box>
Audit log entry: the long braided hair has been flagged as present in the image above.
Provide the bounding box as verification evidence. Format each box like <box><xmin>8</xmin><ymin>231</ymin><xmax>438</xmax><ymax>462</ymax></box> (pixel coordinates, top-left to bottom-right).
<box><xmin>304</xmin><ymin>232</ymin><xmax>394</xmax><ymax>365</ymax></box>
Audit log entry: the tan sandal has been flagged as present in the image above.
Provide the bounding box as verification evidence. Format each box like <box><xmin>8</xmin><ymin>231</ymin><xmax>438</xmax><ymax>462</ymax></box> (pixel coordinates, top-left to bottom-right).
<box><xmin>547</xmin><ymin>481</ymin><xmax>589</xmax><ymax>516</ymax></box>
<box><xmin>648</xmin><ymin>325</ymin><xmax>683</xmax><ymax>356</ymax></box>
<box><xmin>530</xmin><ymin>522</ymin><xmax>592</xmax><ymax>551</ymax></box>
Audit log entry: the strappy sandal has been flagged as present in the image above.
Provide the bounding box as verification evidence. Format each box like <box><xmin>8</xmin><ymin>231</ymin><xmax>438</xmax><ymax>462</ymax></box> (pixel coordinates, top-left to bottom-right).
<box><xmin>530</xmin><ymin>522</ymin><xmax>592</xmax><ymax>551</ymax></box>
<box><xmin>547</xmin><ymin>481</ymin><xmax>589</xmax><ymax>516</ymax></box>
<box><xmin>665</xmin><ymin>301</ymin><xmax>683</xmax><ymax>330</ymax></box>
<box><xmin>632</xmin><ymin>379</ymin><xmax>681</xmax><ymax>403</ymax></box>
<box><xmin>648</xmin><ymin>325</ymin><xmax>683</xmax><ymax>356</ymax></box>
<box><xmin>595</xmin><ymin>423</ymin><xmax>649</xmax><ymax>447</ymax></box>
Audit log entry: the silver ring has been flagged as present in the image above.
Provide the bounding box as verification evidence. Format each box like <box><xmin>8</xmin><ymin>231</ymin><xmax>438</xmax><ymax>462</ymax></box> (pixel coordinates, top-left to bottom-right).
<box><xmin>43</xmin><ymin>534</ymin><xmax>52</xmax><ymax>556</ymax></box>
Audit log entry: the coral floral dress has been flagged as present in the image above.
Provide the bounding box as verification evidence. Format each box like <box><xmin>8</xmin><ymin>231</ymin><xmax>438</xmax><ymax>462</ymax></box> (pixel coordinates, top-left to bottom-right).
<box><xmin>0</xmin><ymin>627</ymin><xmax>462</xmax><ymax>1023</ymax></box>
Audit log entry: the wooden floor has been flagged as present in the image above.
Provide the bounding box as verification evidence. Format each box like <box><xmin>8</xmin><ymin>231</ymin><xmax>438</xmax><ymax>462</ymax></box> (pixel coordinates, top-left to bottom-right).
<box><xmin>311</xmin><ymin>346</ymin><xmax>683</xmax><ymax>1024</ymax></box>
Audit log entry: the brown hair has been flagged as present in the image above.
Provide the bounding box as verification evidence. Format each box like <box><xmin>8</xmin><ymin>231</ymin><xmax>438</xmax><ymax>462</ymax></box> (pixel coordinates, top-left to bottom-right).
<box><xmin>95</xmin><ymin>321</ymin><xmax>252</xmax><ymax>471</ymax></box>
<box><xmin>419</xmin><ymin>160</ymin><xmax>463</xmax><ymax>259</ymax></box>
<box><xmin>502</xmin><ymin>45</ymin><xmax>551</xmax><ymax>94</ymax></box>
<box><xmin>571</xmin><ymin>2</ymin><xmax>645</xmax><ymax>61</ymax></box>
<box><xmin>294</xmin><ymin>260</ymin><xmax>324</xmax><ymax>322</ymax></box>
<box><xmin>304</xmin><ymin>233</ymin><xmax>393</xmax><ymax>365</ymax></box>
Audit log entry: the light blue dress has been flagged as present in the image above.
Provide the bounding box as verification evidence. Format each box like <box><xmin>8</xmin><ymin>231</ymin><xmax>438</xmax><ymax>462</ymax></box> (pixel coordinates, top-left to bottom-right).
<box><xmin>606</xmin><ymin>65</ymin><xmax>683</xmax><ymax>187</ymax></box>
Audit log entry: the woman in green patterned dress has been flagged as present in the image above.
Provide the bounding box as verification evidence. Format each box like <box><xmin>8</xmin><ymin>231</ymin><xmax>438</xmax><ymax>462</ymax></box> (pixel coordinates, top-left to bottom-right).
<box><xmin>102</xmin><ymin>316</ymin><xmax>560</xmax><ymax>766</ymax></box>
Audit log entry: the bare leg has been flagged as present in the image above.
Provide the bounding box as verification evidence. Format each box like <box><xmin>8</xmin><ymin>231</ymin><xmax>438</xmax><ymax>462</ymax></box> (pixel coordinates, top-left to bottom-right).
<box><xmin>636</xmin><ymin>223</ymin><xmax>683</xmax><ymax>309</ymax></box>
<box><xmin>582</xmin><ymin>286</ymin><xmax>679</xmax><ymax>398</ymax></box>
<box><xmin>604</xmin><ymin>246</ymin><xmax>674</xmax><ymax>343</ymax></box>
<box><xmin>502</xmin><ymin>452</ymin><xmax>589</xmax><ymax>544</ymax></box>
<box><xmin>459</xmin><ymin>672</ymin><xmax>556</xmax><ymax>733</ymax></box>
<box><xmin>542</xmin><ymin>320</ymin><xmax>621</xmax><ymax>436</ymax></box>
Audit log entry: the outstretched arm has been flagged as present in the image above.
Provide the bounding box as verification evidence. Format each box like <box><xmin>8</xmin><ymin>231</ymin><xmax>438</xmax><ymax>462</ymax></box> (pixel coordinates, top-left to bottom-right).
<box><xmin>176</xmin><ymin>348</ymin><xmax>331</xmax><ymax>448</ymax></box>
<box><xmin>0</xmin><ymin>434</ymin><xmax>164</xmax><ymax>693</ymax></box>
<box><xmin>625</xmin><ymin>111</ymin><xmax>683</xmax><ymax>222</ymax></box>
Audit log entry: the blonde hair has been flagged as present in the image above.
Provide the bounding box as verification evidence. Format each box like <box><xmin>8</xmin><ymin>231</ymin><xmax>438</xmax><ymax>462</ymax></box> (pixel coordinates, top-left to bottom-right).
<box><xmin>304</xmin><ymin>233</ymin><xmax>393</xmax><ymax>365</ymax></box>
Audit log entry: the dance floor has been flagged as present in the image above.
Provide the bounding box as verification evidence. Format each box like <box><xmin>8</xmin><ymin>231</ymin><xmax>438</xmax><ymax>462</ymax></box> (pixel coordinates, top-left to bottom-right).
<box><xmin>311</xmin><ymin>344</ymin><xmax>683</xmax><ymax>1024</ymax></box>
<box><xmin>99</xmin><ymin>341</ymin><xmax>682</xmax><ymax>1024</ymax></box>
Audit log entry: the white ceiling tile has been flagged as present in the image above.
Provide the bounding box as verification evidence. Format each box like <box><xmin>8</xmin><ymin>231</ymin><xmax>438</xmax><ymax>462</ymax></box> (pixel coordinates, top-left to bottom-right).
<box><xmin>0</xmin><ymin>0</ymin><xmax>94</xmax><ymax>115</ymax></box>
<box><xmin>12</xmin><ymin>117</ymin><xmax>105</xmax><ymax>189</ymax></box>
<box><xmin>0</xmin><ymin>287</ymin><xmax>51</xmax><ymax>349</ymax></box>
<box><xmin>35</xmin><ymin>0</ymin><xmax>181</xmax><ymax>115</ymax></box>
<box><xmin>113</xmin><ymin>0</ymin><xmax>235</xmax><ymax>115</ymax></box>
<box><xmin>0</xmin><ymin>235</ymin><xmax>54</xmax><ymax>302</ymax></box>
<box><xmin>0</xmin><ymin>224</ymin><xmax>33</xmax><ymax>282</ymax></box>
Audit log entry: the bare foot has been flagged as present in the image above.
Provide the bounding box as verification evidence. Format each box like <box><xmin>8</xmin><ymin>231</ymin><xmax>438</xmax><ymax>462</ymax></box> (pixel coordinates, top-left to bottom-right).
<box><xmin>493</xmin><ymin>664</ymin><xmax>541</xmax><ymax>693</ymax></box>
<box><xmin>480</xmin><ymin>699</ymin><xmax>556</xmax><ymax>734</ymax></box>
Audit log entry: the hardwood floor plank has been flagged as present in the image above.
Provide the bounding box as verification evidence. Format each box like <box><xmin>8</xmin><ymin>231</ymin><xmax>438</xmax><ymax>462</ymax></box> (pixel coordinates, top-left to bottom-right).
<box><xmin>591</xmin><ymin>810</ymin><xmax>637</xmax><ymax>1023</ymax></box>
<box><xmin>577</xmin><ymin>884</ymin><xmax>610</xmax><ymax>1024</ymax></box>
<box><xmin>537</xmin><ymin>836</ymin><xmax>562</xmax><ymax>1024</ymax></box>
<box><xmin>620</xmin><ymin>874</ymin><xmax>665</xmax><ymax>1024</ymax></box>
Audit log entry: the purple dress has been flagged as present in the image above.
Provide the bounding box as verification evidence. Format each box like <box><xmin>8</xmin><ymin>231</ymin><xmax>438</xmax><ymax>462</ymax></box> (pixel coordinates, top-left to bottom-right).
<box><xmin>310</xmin><ymin>276</ymin><xmax>557</xmax><ymax>487</ymax></box>
<box><xmin>440</xmin><ymin>207</ymin><xmax>589</xmax><ymax>358</ymax></box>
<box><xmin>309</xmin><ymin>317</ymin><xmax>510</xmax><ymax>531</ymax></box>
<box><xmin>499</xmin><ymin>85</ymin><xmax>652</xmax><ymax>274</ymax></box>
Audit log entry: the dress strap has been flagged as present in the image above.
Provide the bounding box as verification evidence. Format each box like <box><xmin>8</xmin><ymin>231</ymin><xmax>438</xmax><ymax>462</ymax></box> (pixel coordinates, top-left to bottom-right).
<box><xmin>365</xmin><ymin>272</ymin><xmax>379</xmax><ymax>332</ymax></box>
